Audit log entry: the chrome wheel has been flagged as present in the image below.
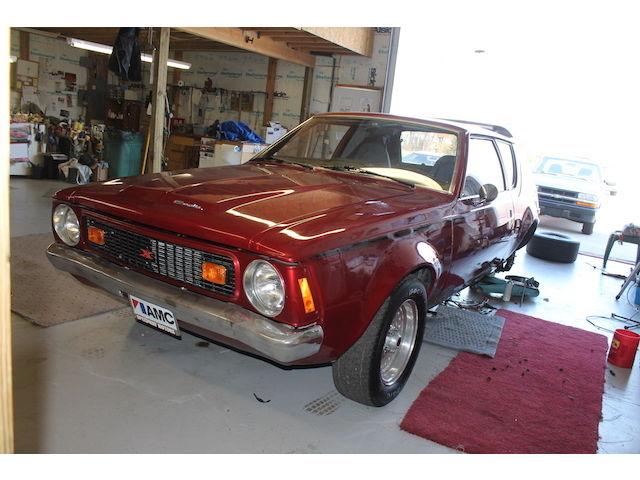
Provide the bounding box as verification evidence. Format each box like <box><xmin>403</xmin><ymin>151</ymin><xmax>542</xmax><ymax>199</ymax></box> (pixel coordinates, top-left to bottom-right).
<box><xmin>380</xmin><ymin>299</ymin><xmax>419</xmax><ymax>386</ymax></box>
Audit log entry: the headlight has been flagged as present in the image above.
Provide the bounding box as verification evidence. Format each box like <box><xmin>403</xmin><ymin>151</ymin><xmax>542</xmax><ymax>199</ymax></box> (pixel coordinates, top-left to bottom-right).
<box><xmin>243</xmin><ymin>260</ymin><xmax>285</xmax><ymax>317</ymax></box>
<box><xmin>53</xmin><ymin>204</ymin><xmax>80</xmax><ymax>246</ymax></box>
<box><xmin>578</xmin><ymin>192</ymin><xmax>598</xmax><ymax>202</ymax></box>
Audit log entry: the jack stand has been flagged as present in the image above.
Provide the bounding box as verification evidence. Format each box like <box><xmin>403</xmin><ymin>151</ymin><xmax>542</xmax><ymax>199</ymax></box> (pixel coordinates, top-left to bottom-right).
<box><xmin>615</xmin><ymin>261</ymin><xmax>640</xmax><ymax>300</ymax></box>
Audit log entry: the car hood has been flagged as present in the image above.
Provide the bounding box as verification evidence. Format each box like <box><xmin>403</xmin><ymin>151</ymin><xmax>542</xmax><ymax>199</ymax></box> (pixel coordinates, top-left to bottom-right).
<box><xmin>534</xmin><ymin>173</ymin><xmax>602</xmax><ymax>196</ymax></box>
<box><xmin>57</xmin><ymin>164</ymin><xmax>452</xmax><ymax>261</ymax></box>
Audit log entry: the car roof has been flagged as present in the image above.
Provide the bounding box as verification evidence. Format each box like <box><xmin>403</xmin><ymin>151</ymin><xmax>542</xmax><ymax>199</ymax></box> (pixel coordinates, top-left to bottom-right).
<box><xmin>314</xmin><ymin>112</ymin><xmax>514</xmax><ymax>142</ymax></box>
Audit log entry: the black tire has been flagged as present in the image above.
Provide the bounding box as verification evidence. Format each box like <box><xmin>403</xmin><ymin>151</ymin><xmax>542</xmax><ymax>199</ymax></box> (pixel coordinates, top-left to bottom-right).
<box><xmin>332</xmin><ymin>275</ymin><xmax>427</xmax><ymax>407</ymax></box>
<box><xmin>581</xmin><ymin>222</ymin><xmax>595</xmax><ymax>235</ymax></box>
<box><xmin>526</xmin><ymin>231</ymin><xmax>580</xmax><ymax>263</ymax></box>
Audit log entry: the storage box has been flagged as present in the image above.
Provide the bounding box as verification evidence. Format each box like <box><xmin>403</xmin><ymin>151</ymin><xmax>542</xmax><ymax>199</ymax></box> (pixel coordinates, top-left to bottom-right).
<box><xmin>214</xmin><ymin>142</ymin><xmax>243</xmax><ymax>167</ymax></box>
<box><xmin>264</xmin><ymin>122</ymin><xmax>288</xmax><ymax>144</ymax></box>
<box><xmin>201</xmin><ymin>141</ymin><xmax>266</xmax><ymax>168</ymax></box>
<box><xmin>241</xmin><ymin>142</ymin><xmax>267</xmax><ymax>163</ymax></box>
<box><xmin>92</xmin><ymin>164</ymin><xmax>109</xmax><ymax>182</ymax></box>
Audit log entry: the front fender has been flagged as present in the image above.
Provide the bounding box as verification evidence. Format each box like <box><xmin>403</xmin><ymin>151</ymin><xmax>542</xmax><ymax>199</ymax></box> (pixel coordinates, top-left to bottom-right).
<box><xmin>311</xmin><ymin>221</ymin><xmax>451</xmax><ymax>360</ymax></box>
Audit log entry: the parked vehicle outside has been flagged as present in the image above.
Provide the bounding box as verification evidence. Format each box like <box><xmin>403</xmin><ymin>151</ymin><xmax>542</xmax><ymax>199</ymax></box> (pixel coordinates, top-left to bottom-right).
<box><xmin>47</xmin><ymin>113</ymin><xmax>538</xmax><ymax>406</ymax></box>
<box><xmin>534</xmin><ymin>156</ymin><xmax>611</xmax><ymax>235</ymax></box>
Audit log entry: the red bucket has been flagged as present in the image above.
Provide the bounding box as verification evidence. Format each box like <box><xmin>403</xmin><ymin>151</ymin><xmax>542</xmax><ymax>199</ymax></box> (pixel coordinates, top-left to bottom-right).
<box><xmin>607</xmin><ymin>329</ymin><xmax>640</xmax><ymax>368</ymax></box>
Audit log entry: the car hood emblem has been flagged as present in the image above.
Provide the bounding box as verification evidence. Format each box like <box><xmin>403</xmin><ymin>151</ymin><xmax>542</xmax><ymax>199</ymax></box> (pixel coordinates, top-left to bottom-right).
<box><xmin>173</xmin><ymin>199</ymin><xmax>204</xmax><ymax>210</ymax></box>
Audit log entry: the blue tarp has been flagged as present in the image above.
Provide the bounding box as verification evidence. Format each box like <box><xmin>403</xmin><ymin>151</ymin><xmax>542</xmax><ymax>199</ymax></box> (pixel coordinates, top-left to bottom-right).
<box><xmin>218</xmin><ymin>121</ymin><xmax>264</xmax><ymax>143</ymax></box>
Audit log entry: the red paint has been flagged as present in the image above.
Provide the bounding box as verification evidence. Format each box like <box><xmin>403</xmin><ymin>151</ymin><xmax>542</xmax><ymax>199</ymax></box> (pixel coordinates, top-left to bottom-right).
<box><xmin>400</xmin><ymin>309</ymin><xmax>608</xmax><ymax>454</ymax></box>
<box><xmin>51</xmin><ymin>114</ymin><xmax>538</xmax><ymax>365</ymax></box>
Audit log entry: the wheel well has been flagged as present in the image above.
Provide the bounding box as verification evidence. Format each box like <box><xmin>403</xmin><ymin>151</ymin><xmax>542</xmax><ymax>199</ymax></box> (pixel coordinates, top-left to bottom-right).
<box><xmin>517</xmin><ymin>216</ymin><xmax>538</xmax><ymax>250</ymax></box>
<box><xmin>407</xmin><ymin>265</ymin><xmax>433</xmax><ymax>293</ymax></box>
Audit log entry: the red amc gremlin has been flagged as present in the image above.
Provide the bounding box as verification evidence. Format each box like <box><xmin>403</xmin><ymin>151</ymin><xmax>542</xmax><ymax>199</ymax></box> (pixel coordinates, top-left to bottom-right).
<box><xmin>48</xmin><ymin>113</ymin><xmax>538</xmax><ymax>406</ymax></box>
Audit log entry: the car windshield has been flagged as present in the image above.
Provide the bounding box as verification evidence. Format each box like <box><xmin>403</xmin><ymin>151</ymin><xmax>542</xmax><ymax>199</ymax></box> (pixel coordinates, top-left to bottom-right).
<box><xmin>536</xmin><ymin>157</ymin><xmax>602</xmax><ymax>183</ymax></box>
<box><xmin>251</xmin><ymin>117</ymin><xmax>459</xmax><ymax>192</ymax></box>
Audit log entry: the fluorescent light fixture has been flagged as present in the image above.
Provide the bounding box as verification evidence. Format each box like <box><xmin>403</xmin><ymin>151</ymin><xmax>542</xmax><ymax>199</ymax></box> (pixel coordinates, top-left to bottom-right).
<box><xmin>66</xmin><ymin>37</ymin><xmax>191</xmax><ymax>70</ymax></box>
<box><xmin>139</xmin><ymin>52</ymin><xmax>191</xmax><ymax>70</ymax></box>
<box><xmin>9</xmin><ymin>55</ymin><xmax>17</xmax><ymax>63</ymax></box>
<box><xmin>67</xmin><ymin>37</ymin><xmax>113</xmax><ymax>55</ymax></box>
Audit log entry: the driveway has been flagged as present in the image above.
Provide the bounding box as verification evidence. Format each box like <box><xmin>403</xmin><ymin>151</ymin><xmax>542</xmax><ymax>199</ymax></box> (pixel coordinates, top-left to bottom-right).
<box><xmin>537</xmin><ymin>189</ymin><xmax>638</xmax><ymax>265</ymax></box>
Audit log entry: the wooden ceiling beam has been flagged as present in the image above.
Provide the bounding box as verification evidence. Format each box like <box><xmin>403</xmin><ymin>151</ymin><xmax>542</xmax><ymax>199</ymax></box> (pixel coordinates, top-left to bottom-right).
<box><xmin>260</xmin><ymin>34</ymin><xmax>315</xmax><ymax>40</ymax></box>
<box><xmin>178</xmin><ymin>27</ymin><xmax>315</xmax><ymax>67</ymax></box>
<box><xmin>300</xmin><ymin>27</ymin><xmax>374</xmax><ymax>56</ymax></box>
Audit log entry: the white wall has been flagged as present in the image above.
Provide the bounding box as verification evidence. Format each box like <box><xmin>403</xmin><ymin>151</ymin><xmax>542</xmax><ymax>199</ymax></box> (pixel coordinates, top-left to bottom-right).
<box><xmin>10</xmin><ymin>29</ymin><xmax>392</xmax><ymax>133</ymax></box>
<box><xmin>172</xmin><ymin>50</ymin><xmax>307</xmax><ymax>133</ymax></box>
<box><xmin>309</xmin><ymin>30</ymin><xmax>391</xmax><ymax>115</ymax></box>
<box><xmin>10</xmin><ymin>30</ymin><xmax>89</xmax><ymax>120</ymax></box>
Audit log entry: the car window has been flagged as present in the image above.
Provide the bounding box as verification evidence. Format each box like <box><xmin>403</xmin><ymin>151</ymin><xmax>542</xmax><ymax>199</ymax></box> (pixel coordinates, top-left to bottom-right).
<box><xmin>275</xmin><ymin>122</ymin><xmax>351</xmax><ymax>160</ymax></box>
<box><xmin>535</xmin><ymin>157</ymin><xmax>602</xmax><ymax>183</ymax></box>
<box><xmin>496</xmin><ymin>141</ymin><xmax>516</xmax><ymax>189</ymax></box>
<box><xmin>259</xmin><ymin>117</ymin><xmax>459</xmax><ymax>193</ymax></box>
<box><xmin>400</xmin><ymin>131</ymin><xmax>457</xmax><ymax>167</ymax></box>
<box><xmin>462</xmin><ymin>138</ymin><xmax>506</xmax><ymax>197</ymax></box>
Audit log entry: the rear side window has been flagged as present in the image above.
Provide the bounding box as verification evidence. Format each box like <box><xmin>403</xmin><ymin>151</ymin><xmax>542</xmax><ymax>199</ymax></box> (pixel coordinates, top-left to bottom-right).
<box><xmin>496</xmin><ymin>141</ymin><xmax>516</xmax><ymax>189</ymax></box>
<box><xmin>462</xmin><ymin>138</ymin><xmax>506</xmax><ymax>197</ymax></box>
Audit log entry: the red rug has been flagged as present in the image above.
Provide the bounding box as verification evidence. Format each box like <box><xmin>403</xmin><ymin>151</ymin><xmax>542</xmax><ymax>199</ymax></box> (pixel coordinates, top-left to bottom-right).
<box><xmin>401</xmin><ymin>309</ymin><xmax>608</xmax><ymax>453</ymax></box>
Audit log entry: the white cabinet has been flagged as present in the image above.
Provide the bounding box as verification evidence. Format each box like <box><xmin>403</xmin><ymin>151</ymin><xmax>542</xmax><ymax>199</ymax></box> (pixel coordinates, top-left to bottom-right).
<box><xmin>10</xmin><ymin>123</ymin><xmax>45</xmax><ymax>176</ymax></box>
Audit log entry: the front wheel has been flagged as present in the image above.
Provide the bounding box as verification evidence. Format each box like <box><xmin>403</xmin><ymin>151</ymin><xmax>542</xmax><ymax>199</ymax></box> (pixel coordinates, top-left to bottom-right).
<box><xmin>332</xmin><ymin>275</ymin><xmax>427</xmax><ymax>406</ymax></box>
<box><xmin>582</xmin><ymin>222</ymin><xmax>595</xmax><ymax>235</ymax></box>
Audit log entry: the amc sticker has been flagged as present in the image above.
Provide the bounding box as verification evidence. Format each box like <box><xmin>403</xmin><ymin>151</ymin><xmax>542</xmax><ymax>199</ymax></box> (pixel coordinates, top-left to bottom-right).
<box><xmin>129</xmin><ymin>294</ymin><xmax>180</xmax><ymax>337</ymax></box>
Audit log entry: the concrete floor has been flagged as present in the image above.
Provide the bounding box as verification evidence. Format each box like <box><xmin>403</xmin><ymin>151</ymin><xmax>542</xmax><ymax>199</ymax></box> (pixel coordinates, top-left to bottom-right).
<box><xmin>9</xmin><ymin>177</ymin><xmax>640</xmax><ymax>453</ymax></box>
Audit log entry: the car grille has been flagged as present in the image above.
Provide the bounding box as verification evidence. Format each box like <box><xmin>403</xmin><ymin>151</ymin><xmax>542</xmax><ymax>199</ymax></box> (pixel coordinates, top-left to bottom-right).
<box><xmin>538</xmin><ymin>187</ymin><xmax>578</xmax><ymax>203</ymax></box>
<box><xmin>85</xmin><ymin>218</ymin><xmax>236</xmax><ymax>296</ymax></box>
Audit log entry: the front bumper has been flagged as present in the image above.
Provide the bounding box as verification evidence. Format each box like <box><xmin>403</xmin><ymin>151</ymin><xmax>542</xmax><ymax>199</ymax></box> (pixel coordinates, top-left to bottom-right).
<box><xmin>537</xmin><ymin>197</ymin><xmax>597</xmax><ymax>224</ymax></box>
<box><xmin>46</xmin><ymin>243</ymin><xmax>323</xmax><ymax>364</ymax></box>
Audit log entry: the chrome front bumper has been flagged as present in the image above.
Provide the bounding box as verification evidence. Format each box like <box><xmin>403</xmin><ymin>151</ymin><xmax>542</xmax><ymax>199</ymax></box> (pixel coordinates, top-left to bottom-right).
<box><xmin>46</xmin><ymin>243</ymin><xmax>323</xmax><ymax>364</ymax></box>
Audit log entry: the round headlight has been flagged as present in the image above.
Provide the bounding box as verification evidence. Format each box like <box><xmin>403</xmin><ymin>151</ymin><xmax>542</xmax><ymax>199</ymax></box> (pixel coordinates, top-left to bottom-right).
<box><xmin>53</xmin><ymin>204</ymin><xmax>80</xmax><ymax>246</ymax></box>
<box><xmin>243</xmin><ymin>260</ymin><xmax>285</xmax><ymax>317</ymax></box>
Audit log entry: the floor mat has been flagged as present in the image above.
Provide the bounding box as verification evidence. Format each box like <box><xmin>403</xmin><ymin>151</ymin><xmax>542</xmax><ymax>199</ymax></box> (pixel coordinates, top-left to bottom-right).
<box><xmin>11</xmin><ymin>233</ymin><xmax>126</xmax><ymax>327</ymax></box>
<box><xmin>402</xmin><ymin>309</ymin><xmax>608</xmax><ymax>453</ymax></box>
<box><xmin>424</xmin><ymin>305</ymin><xmax>505</xmax><ymax>357</ymax></box>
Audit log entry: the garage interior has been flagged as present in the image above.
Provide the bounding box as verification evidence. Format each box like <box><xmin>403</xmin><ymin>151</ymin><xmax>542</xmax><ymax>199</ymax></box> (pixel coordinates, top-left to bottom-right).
<box><xmin>2</xmin><ymin>21</ymin><xmax>639</xmax><ymax>456</ymax></box>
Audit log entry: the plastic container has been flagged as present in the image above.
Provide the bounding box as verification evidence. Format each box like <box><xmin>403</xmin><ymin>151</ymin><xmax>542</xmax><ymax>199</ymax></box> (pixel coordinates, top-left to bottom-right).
<box><xmin>607</xmin><ymin>329</ymin><xmax>640</xmax><ymax>368</ymax></box>
<box><xmin>103</xmin><ymin>129</ymin><xmax>143</xmax><ymax>178</ymax></box>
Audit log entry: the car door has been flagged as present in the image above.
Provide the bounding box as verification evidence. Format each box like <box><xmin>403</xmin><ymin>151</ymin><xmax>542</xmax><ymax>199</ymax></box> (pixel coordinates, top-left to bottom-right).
<box><xmin>494</xmin><ymin>139</ymin><xmax>520</xmax><ymax>256</ymax></box>
<box><xmin>448</xmin><ymin>136</ymin><xmax>514</xmax><ymax>288</ymax></box>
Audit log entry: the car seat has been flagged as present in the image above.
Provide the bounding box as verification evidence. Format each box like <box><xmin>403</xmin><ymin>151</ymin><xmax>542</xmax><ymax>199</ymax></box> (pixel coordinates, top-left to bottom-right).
<box><xmin>348</xmin><ymin>137</ymin><xmax>391</xmax><ymax>167</ymax></box>
<box><xmin>432</xmin><ymin>155</ymin><xmax>456</xmax><ymax>190</ymax></box>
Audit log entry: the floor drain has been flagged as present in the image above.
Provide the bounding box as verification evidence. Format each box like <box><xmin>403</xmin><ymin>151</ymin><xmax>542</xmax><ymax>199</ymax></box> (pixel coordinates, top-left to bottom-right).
<box><xmin>304</xmin><ymin>391</ymin><xmax>345</xmax><ymax>416</ymax></box>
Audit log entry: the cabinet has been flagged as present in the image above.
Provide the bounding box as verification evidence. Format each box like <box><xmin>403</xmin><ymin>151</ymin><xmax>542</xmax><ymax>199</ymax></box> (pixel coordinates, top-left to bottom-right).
<box><xmin>165</xmin><ymin>134</ymin><xmax>200</xmax><ymax>171</ymax></box>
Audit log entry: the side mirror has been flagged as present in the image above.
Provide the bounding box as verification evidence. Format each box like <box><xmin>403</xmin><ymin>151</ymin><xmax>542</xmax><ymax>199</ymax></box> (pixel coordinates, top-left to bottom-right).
<box><xmin>479</xmin><ymin>183</ymin><xmax>499</xmax><ymax>203</ymax></box>
<box><xmin>604</xmin><ymin>179</ymin><xmax>616</xmax><ymax>187</ymax></box>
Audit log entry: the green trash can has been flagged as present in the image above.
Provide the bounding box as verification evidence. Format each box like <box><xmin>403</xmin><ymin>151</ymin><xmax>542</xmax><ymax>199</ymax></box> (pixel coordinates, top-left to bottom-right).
<box><xmin>103</xmin><ymin>129</ymin><xmax>144</xmax><ymax>178</ymax></box>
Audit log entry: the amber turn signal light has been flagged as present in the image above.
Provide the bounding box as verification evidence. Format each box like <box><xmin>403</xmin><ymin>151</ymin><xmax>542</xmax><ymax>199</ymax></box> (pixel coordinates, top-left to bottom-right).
<box><xmin>202</xmin><ymin>262</ymin><xmax>227</xmax><ymax>285</ymax></box>
<box><xmin>298</xmin><ymin>277</ymin><xmax>316</xmax><ymax>314</ymax></box>
<box><xmin>87</xmin><ymin>226</ymin><xmax>105</xmax><ymax>245</ymax></box>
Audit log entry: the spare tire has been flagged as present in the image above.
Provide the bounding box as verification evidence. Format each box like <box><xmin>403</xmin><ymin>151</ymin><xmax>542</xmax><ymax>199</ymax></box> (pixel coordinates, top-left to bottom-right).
<box><xmin>526</xmin><ymin>231</ymin><xmax>580</xmax><ymax>263</ymax></box>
